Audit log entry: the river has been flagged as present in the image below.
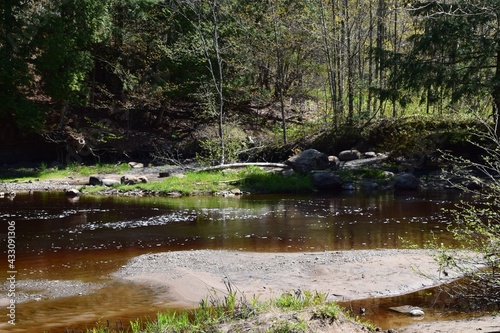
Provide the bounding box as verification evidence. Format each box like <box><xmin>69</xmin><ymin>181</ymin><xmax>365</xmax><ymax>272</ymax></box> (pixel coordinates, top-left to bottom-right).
<box><xmin>0</xmin><ymin>190</ymin><xmax>469</xmax><ymax>332</ymax></box>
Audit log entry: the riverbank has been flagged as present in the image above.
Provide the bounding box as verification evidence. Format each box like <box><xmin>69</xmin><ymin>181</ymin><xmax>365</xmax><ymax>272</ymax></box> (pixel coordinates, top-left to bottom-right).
<box><xmin>112</xmin><ymin>249</ymin><xmax>459</xmax><ymax>306</ymax></box>
<box><xmin>112</xmin><ymin>249</ymin><xmax>498</xmax><ymax>332</ymax></box>
<box><xmin>0</xmin><ymin>162</ymin><xmax>459</xmax><ymax>197</ymax></box>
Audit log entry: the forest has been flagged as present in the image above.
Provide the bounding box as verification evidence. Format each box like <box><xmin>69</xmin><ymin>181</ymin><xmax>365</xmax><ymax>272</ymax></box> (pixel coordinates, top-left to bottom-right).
<box><xmin>1</xmin><ymin>0</ymin><xmax>500</xmax><ymax>164</ymax></box>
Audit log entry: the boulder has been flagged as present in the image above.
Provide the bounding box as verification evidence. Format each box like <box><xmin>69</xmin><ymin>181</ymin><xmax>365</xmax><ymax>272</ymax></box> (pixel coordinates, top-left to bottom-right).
<box><xmin>363</xmin><ymin>151</ymin><xmax>377</xmax><ymax>158</ymax></box>
<box><xmin>128</xmin><ymin>162</ymin><xmax>144</xmax><ymax>169</ymax></box>
<box><xmin>101</xmin><ymin>179</ymin><xmax>120</xmax><ymax>187</ymax></box>
<box><xmin>64</xmin><ymin>188</ymin><xmax>80</xmax><ymax>197</ymax></box>
<box><xmin>328</xmin><ymin>155</ymin><xmax>340</xmax><ymax>169</ymax></box>
<box><xmin>121</xmin><ymin>175</ymin><xmax>148</xmax><ymax>185</ymax></box>
<box><xmin>338</xmin><ymin>149</ymin><xmax>362</xmax><ymax>161</ymax></box>
<box><xmin>89</xmin><ymin>176</ymin><xmax>103</xmax><ymax>186</ymax></box>
<box><xmin>394</xmin><ymin>173</ymin><xmax>419</xmax><ymax>190</ymax></box>
<box><xmin>311</xmin><ymin>171</ymin><xmax>343</xmax><ymax>191</ymax></box>
<box><xmin>286</xmin><ymin>149</ymin><xmax>329</xmax><ymax>174</ymax></box>
<box><xmin>360</xmin><ymin>179</ymin><xmax>379</xmax><ymax>190</ymax></box>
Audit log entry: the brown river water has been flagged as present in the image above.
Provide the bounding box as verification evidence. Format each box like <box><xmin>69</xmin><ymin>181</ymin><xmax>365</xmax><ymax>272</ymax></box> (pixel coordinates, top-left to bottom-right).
<box><xmin>0</xmin><ymin>190</ymin><xmax>478</xmax><ymax>332</ymax></box>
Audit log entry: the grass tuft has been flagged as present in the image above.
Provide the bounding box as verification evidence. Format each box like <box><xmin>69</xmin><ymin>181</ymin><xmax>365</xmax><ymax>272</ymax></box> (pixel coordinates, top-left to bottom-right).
<box><xmin>83</xmin><ymin>288</ymin><xmax>374</xmax><ymax>333</ymax></box>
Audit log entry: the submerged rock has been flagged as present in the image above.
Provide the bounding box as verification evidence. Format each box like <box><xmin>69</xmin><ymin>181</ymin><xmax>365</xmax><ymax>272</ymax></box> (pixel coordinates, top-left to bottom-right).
<box><xmin>394</xmin><ymin>172</ymin><xmax>419</xmax><ymax>190</ymax></box>
<box><xmin>311</xmin><ymin>171</ymin><xmax>343</xmax><ymax>191</ymax></box>
<box><xmin>389</xmin><ymin>305</ymin><xmax>424</xmax><ymax>316</ymax></box>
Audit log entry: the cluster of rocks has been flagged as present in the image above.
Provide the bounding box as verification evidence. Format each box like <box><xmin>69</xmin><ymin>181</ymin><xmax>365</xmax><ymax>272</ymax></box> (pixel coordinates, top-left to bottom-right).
<box><xmin>285</xmin><ymin>148</ymin><xmax>420</xmax><ymax>192</ymax></box>
<box><xmin>88</xmin><ymin>174</ymin><xmax>149</xmax><ymax>187</ymax></box>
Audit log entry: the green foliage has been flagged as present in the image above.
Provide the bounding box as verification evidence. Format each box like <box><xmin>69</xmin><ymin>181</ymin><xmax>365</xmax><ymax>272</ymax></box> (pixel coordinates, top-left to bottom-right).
<box><xmin>81</xmin><ymin>166</ymin><xmax>311</xmax><ymax>196</ymax></box>
<box><xmin>274</xmin><ymin>290</ymin><xmax>327</xmax><ymax>310</ymax></box>
<box><xmin>0</xmin><ymin>1</ymin><xmax>46</xmax><ymax>131</ymax></box>
<box><xmin>317</xmin><ymin>302</ymin><xmax>341</xmax><ymax>320</ymax></box>
<box><xmin>0</xmin><ymin>163</ymin><xmax>129</xmax><ymax>182</ymax></box>
<box><xmin>337</xmin><ymin>167</ymin><xmax>390</xmax><ymax>184</ymax></box>
<box><xmin>33</xmin><ymin>0</ymin><xmax>108</xmax><ymax>104</ymax></box>
<box><xmin>195</xmin><ymin>123</ymin><xmax>248</xmax><ymax>166</ymax></box>
<box><xmin>387</xmin><ymin>0</ymin><xmax>499</xmax><ymax>110</ymax></box>
<box><xmin>242</xmin><ymin>169</ymin><xmax>313</xmax><ymax>194</ymax></box>
<box><xmin>267</xmin><ymin>320</ymin><xmax>307</xmax><ymax>333</ymax></box>
<box><xmin>362</xmin><ymin>115</ymin><xmax>478</xmax><ymax>159</ymax></box>
<box><xmin>430</xmin><ymin>114</ymin><xmax>500</xmax><ymax>307</ymax></box>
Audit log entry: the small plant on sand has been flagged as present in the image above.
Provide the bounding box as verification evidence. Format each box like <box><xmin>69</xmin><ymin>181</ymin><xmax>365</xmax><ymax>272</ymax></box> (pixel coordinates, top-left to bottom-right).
<box><xmin>430</xmin><ymin>110</ymin><xmax>500</xmax><ymax>309</ymax></box>
<box><xmin>317</xmin><ymin>302</ymin><xmax>342</xmax><ymax>321</ymax></box>
<box><xmin>267</xmin><ymin>320</ymin><xmax>308</xmax><ymax>333</ymax></box>
<box><xmin>84</xmin><ymin>287</ymin><xmax>376</xmax><ymax>333</ymax></box>
<box><xmin>274</xmin><ymin>290</ymin><xmax>327</xmax><ymax>310</ymax></box>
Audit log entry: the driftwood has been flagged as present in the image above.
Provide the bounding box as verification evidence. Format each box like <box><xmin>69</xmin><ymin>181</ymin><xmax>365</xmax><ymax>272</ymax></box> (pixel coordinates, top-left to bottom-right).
<box><xmin>196</xmin><ymin>162</ymin><xmax>289</xmax><ymax>172</ymax></box>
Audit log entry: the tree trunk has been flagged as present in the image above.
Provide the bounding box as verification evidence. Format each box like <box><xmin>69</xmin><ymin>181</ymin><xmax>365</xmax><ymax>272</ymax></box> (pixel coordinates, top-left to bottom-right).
<box><xmin>344</xmin><ymin>0</ymin><xmax>354</xmax><ymax>124</ymax></box>
<box><xmin>319</xmin><ymin>0</ymin><xmax>337</xmax><ymax>128</ymax></box>
<box><xmin>368</xmin><ymin>0</ymin><xmax>374</xmax><ymax>116</ymax></box>
<box><xmin>392</xmin><ymin>0</ymin><xmax>398</xmax><ymax>118</ymax></box>
<box><xmin>196</xmin><ymin>162</ymin><xmax>289</xmax><ymax>172</ymax></box>
<box><xmin>493</xmin><ymin>49</ymin><xmax>500</xmax><ymax>137</ymax></box>
<box><xmin>376</xmin><ymin>0</ymin><xmax>386</xmax><ymax>117</ymax></box>
<box><xmin>271</xmin><ymin>2</ymin><xmax>287</xmax><ymax>144</ymax></box>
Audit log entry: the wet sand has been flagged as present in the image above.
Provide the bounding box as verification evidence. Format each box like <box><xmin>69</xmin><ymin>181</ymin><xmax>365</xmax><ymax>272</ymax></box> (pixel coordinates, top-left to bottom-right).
<box><xmin>112</xmin><ymin>249</ymin><xmax>459</xmax><ymax>305</ymax></box>
<box><xmin>111</xmin><ymin>249</ymin><xmax>499</xmax><ymax>332</ymax></box>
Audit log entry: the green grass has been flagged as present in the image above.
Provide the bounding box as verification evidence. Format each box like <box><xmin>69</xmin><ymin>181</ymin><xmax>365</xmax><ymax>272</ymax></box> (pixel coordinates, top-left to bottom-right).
<box><xmin>274</xmin><ymin>290</ymin><xmax>327</xmax><ymax>310</ymax></box>
<box><xmin>83</xmin><ymin>289</ymin><xmax>372</xmax><ymax>333</ymax></box>
<box><xmin>0</xmin><ymin>162</ymin><xmax>130</xmax><ymax>181</ymax></box>
<box><xmin>81</xmin><ymin>166</ymin><xmax>314</xmax><ymax>196</ymax></box>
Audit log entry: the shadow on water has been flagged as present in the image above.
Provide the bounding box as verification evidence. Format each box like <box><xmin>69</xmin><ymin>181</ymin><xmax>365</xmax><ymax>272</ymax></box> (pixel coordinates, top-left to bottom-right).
<box><xmin>0</xmin><ymin>190</ymin><xmax>478</xmax><ymax>331</ymax></box>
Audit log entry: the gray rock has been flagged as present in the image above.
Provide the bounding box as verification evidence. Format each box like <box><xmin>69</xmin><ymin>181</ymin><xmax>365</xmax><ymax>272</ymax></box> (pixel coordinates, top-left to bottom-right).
<box><xmin>89</xmin><ymin>176</ymin><xmax>103</xmax><ymax>186</ymax></box>
<box><xmin>286</xmin><ymin>149</ymin><xmax>330</xmax><ymax>174</ymax></box>
<box><xmin>328</xmin><ymin>155</ymin><xmax>340</xmax><ymax>169</ymax></box>
<box><xmin>382</xmin><ymin>171</ymin><xmax>395</xmax><ymax>178</ymax></box>
<box><xmin>128</xmin><ymin>162</ymin><xmax>144</xmax><ymax>169</ymax></box>
<box><xmin>65</xmin><ymin>188</ymin><xmax>80</xmax><ymax>197</ymax></box>
<box><xmin>389</xmin><ymin>305</ymin><xmax>424</xmax><ymax>316</ymax></box>
<box><xmin>281</xmin><ymin>169</ymin><xmax>295</xmax><ymax>176</ymax></box>
<box><xmin>410</xmin><ymin>309</ymin><xmax>425</xmax><ymax>316</ymax></box>
<box><xmin>101</xmin><ymin>179</ymin><xmax>120</xmax><ymax>187</ymax></box>
<box><xmin>394</xmin><ymin>173</ymin><xmax>419</xmax><ymax>190</ymax></box>
<box><xmin>311</xmin><ymin>171</ymin><xmax>343</xmax><ymax>191</ymax></box>
<box><xmin>343</xmin><ymin>182</ymin><xmax>355</xmax><ymax>191</ymax></box>
<box><xmin>360</xmin><ymin>179</ymin><xmax>379</xmax><ymax>190</ymax></box>
<box><xmin>364</xmin><ymin>151</ymin><xmax>377</xmax><ymax>158</ymax></box>
<box><xmin>121</xmin><ymin>175</ymin><xmax>148</xmax><ymax>185</ymax></box>
<box><xmin>338</xmin><ymin>149</ymin><xmax>361</xmax><ymax>161</ymax></box>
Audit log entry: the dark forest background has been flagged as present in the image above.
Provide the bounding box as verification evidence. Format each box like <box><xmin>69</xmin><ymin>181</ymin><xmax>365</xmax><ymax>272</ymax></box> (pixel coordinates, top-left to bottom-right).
<box><xmin>2</xmin><ymin>0</ymin><xmax>499</xmax><ymax>165</ymax></box>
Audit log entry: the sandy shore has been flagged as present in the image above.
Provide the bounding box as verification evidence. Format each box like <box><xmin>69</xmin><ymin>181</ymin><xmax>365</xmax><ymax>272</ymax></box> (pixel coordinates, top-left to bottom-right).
<box><xmin>112</xmin><ymin>249</ymin><xmax>460</xmax><ymax>306</ymax></box>
<box><xmin>109</xmin><ymin>249</ymin><xmax>499</xmax><ymax>332</ymax></box>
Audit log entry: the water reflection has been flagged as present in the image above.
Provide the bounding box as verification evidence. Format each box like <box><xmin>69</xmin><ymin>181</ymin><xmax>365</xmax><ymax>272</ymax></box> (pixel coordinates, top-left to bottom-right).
<box><xmin>0</xmin><ymin>190</ymin><xmax>466</xmax><ymax>332</ymax></box>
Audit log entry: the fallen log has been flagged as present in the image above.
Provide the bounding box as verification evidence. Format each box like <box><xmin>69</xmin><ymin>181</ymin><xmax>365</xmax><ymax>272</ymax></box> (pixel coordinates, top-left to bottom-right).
<box><xmin>196</xmin><ymin>162</ymin><xmax>289</xmax><ymax>173</ymax></box>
